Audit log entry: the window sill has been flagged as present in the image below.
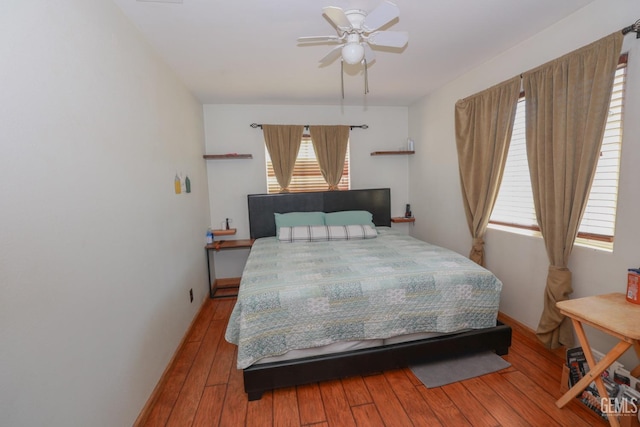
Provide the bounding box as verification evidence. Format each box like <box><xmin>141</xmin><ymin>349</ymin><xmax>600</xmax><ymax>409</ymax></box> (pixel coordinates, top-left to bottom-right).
<box><xmin>574</xmin><ymin>237</ymin><xmax>613</xmax><ymax>252</ymax></box>
<box><xmin>488</xmin><ymin>223</ymin><xmax>541</xmax><ymax>239</ymax></box>
<box><xmin>487</xmin><ymin>223</ymin><xmax>613</xmax><ymax>252</ymax></box>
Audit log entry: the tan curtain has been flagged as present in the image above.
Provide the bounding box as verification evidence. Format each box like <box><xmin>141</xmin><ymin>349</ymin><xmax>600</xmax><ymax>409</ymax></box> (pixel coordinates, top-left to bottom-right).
<box><xmin>523</xmin><ymin>32</ymin><xmax>623</xmax><ymax>348</ymax></box>
<box><xmin>455</xmin><ymin>76</ymin><xmax>521</xmax><ymax>266</ymax></box>
<box><xmin>263</xmin><ymin>125</ymin><xmax>304</xmax><ymax>193</ymax></box>
<box><xmin>309</xmin><ymin>125</ymin><xmax>350</xmax><ymax>190</ymax></box>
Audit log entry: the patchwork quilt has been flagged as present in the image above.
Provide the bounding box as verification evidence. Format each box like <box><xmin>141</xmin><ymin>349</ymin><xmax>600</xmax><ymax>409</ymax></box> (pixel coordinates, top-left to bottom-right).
<box><xmin>225</xmin><ymin>228</ymin><xmax>502</xmax><ymax>369</ymax></box>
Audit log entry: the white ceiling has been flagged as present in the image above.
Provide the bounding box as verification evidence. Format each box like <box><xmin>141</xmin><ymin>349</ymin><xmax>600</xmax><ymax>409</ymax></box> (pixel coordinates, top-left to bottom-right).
<box><xmin>112</xmin><ymin>0</ymin><xmax>597</xmax><ymax>106</ymax></box>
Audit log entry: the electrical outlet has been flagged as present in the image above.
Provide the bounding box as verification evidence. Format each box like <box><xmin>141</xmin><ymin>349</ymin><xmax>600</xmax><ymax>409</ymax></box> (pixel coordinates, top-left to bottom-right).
<box><xmin>189</xmin><ymin>288</ymin><xmax>193</xmax><ymax>303</ymax></box>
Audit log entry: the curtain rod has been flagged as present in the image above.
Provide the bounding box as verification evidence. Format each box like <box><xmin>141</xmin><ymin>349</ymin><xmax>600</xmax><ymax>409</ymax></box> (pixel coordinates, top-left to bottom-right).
<box><xmin>250</xmin><ymin>123</ymin><xmax>368</xmax><ymax>130</ymax></box>
<box><xmin>622</xmin><ymin>18</ymin><xmax>640</xmax><ymax>38</ymax></box>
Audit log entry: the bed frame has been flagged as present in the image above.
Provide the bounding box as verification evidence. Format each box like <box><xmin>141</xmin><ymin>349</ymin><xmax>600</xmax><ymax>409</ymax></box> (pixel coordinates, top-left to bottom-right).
<box><xmin>242</xmin><ymin>188</ymin><xmax>512</xmax><ymax>401</ymax></box>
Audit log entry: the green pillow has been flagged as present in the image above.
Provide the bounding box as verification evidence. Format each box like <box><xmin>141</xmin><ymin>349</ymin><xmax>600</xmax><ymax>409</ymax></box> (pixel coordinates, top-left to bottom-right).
<box><xmin>324</xmin><ymin>210</ymin><xmax>375</xmax><ymax>228</ymax></box>
<box><xmin>274</xmin><ymin>212</ymin><xmax>326</xmax><ymax>237</ymax></box>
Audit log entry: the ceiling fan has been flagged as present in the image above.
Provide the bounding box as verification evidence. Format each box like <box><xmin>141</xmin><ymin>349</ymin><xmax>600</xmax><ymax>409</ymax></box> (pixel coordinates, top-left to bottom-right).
<box><xmin>298</xmin><ymin>1</ymin><xmax>408</xmax><ymax>65</ymax></box>
<box><xmin>298</xmin><ymin>1</ymin><xmax>408</xmax><ymax>96</ymax></box>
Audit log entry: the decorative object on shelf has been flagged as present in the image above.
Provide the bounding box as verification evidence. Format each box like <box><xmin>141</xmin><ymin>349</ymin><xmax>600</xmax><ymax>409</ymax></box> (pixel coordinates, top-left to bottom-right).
<box><xmin>185</xmin><ymin>175</ymin><xmax>191</xmax><ymax>193</ymax></box>
<box><xmin>407</xmin><ymin>138</ymin><xmax>415</xmax><ymax>151</ymax></box>
<box><xmin>174</xmin><ymin>173</ymin><xmax>181</xmax><ymax>194</ymax></box>
<box><xmin>180</xmin><ymin>173</ymin><xmax>186</xmax><ymax>193</ymax></box>
<box><xmin>405</xmin><ymin>204</ymin><xmax>412</xmax><ymax>218</ymax></box>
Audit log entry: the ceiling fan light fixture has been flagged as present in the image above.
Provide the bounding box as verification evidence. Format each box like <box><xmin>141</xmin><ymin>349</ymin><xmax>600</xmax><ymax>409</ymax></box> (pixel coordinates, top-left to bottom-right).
<box><xmin>341</xmin><ymin>42</ymin><xmax>364</xmax><ymax>64</ymax></box>
<box><xmin>299</xmin><ymin>1</ymin><xmax>407</xmax><ymax>96</ymax></box>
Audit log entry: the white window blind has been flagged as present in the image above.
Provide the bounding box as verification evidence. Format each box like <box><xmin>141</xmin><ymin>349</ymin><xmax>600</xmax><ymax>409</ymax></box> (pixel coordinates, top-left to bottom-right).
<box><xmin>266</xmin><ymin>136</ymin><xmax>350</xmax><ymax>194</ymax></box>
<box><xmin>491</xmin><ymin>62</ymin><xmax>626</xmax><ymax>244</ymax></box>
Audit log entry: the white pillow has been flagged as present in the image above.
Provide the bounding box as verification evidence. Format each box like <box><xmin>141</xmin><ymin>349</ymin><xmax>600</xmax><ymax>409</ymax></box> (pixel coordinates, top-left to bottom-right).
<box><xmin>278</xmin><ymin>224</ymin><xmax>378</xmax><ymax>242</ymax></box>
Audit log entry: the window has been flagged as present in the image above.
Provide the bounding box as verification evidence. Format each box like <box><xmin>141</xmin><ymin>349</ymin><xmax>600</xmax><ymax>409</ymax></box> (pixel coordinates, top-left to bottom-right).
<box><xmin>265</xmin><ymin>135</ymin><xmax>350</xmax><ymax>193</ymax></box>
<box><xmin>490</xmin><ymin>60</ymin><xmax>627</xmax><ymax>248</ymax></box>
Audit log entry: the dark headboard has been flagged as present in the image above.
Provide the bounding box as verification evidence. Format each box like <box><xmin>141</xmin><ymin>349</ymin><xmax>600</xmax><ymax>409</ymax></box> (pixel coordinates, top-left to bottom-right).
<box><xmin>247</xmin><ymin>188</ymin><xmax>391</xmax><ymax>239</ymax></box>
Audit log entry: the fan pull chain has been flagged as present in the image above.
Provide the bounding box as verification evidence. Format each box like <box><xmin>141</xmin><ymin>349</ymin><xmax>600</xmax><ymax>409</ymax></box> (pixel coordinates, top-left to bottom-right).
<box><xmin>364</xmin><ymin>59</ymin><xmax>369</xmax><ymax>95</ymax></box>
<box><xmin>341</xmin><ymin>60</ymin><xmax>345</xmax><ymax>99</ymax></box>
<box><xmin>340</xmin><ymin>58</ymin><xmax>370</xmax><ymax>99</ymax></box>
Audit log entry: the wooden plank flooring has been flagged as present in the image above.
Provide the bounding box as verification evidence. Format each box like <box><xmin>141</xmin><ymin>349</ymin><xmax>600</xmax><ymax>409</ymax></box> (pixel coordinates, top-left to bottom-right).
<box><xmin>137</xmin><ymin>297</ymin><xmax>608</xmax><ymax>427</ymax></box>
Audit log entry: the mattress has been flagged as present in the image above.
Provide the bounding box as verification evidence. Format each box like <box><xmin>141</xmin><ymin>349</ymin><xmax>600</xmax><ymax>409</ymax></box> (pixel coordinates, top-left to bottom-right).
<box><xmin>225</xmin><ymin>228</ymin><xmax>502</xmax><ymax>369</ymax></box>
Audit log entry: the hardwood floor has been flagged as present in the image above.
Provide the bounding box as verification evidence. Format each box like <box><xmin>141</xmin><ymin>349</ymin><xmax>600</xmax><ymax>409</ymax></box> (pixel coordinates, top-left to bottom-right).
<box><xmin>137</xmin><ymin>297</ymin><xmax>608</xmax><ymax>426</ymax></box>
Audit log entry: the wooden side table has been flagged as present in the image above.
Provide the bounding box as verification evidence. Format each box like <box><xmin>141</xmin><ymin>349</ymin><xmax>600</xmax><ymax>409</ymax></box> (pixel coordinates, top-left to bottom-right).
<box><xmin>555</xmin><ymin>293</ymin><xmax>640</xmax><ymax>427</ymax></box>
<box><xmin>205</xmin><ymin>239</ymin><xmax>254</xmax><ymax>298</ymax></box>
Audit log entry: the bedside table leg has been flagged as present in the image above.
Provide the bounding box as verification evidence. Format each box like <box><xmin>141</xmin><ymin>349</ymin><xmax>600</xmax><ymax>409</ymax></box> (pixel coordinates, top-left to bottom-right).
<box><xmin>206</xmin><ymin>248</ymin><xmax>214</xmax><ymax>298</ymax></box>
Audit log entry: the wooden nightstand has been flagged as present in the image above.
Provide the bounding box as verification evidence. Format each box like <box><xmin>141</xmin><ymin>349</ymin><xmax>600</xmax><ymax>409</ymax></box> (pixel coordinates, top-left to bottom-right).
<box><xmin>205</xmin><ymin>239</ymin><xmax>254</xmax><ymax>298</ymax></box>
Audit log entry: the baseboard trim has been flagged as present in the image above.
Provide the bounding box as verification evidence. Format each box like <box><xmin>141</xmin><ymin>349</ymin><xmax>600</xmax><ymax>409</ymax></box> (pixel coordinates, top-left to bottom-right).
<box><xmin>133</xmin><ymin>295</ymin><xmax>209</xmax><ymax>427</ymax></box>
<box><xmin>497</xmin><ymin>311</ymin><xmax>566</xmax><ymax>360</ymax></box>
<box><xmin>497</xmin><ymin>311</ymin><xmax>538</xmax><ymax>341</ymax></box>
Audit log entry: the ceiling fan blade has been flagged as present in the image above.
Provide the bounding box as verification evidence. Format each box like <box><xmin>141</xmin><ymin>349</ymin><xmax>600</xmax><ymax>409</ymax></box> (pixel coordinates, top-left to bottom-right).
<box><xmin>298</xmin><ymin>35</ymin><xmax>342</xmax><ymax>43</ymax></box>
<box><xmin>319</xmin><ymin>44</ymin><xmax>344</xmax><ymax>64</ymax></box>
<box><xmin>362</xmin><ymin>1</ymin><xmax>400</xmax><ymax>32</ymax></box>
<box><xmin>367</xmin><ymin>30</ymin><xmax>408</xmax><ymax>48</ymax></box>
<box><xmin>323</xmin><ymin>6</ymin><xmax>352</xmax><ymax>31</ymax></box>
<box><xmin>363</xmin><ymin>43</ymin><xmax>376</xmax><ymax>63</ymax></box>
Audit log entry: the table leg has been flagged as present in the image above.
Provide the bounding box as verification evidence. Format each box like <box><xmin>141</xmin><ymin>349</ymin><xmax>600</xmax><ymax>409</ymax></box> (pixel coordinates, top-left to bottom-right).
<box><xmin>630</xmin><ymin>341</ymin><xmax>640</xmax><ymax>378</ymax></box>
<box><xmin>556</xmin><ymin>320</ymin><xmax>631</xmax><ymax>427</ymax></box>
<box><xmin>577</xmin><ymin>322</ymin><xmax>623</xmax><ymax>427</ymax></box>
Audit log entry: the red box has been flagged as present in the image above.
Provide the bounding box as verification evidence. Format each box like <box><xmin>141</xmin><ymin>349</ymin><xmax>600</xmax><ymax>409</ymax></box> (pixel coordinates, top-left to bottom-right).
<box><xmin>627</xmin><ymin>271</ymin><xmax>640</xmax><ymax>304</ymax></box>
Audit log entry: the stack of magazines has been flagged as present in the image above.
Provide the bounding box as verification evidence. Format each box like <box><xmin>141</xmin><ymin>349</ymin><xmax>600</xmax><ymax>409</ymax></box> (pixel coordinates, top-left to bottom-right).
<box><xmin>566</xmin><ymin>347</ymin><xmax>640</xmax><ymax>421</ymax></box>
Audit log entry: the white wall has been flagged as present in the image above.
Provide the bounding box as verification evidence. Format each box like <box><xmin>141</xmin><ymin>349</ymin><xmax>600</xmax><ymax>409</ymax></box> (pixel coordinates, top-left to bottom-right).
<box><xmin>409</xmin><ymin>0</ymin><xmax>640</xmax><ymax>367</ymax></box>
<box><xmin>203</xmin><ymin>104</ymin><xmax>411</xmax><ymax>277</ymax></box>
<box><xmin>0</xmin><ymin>1</ymin><xmax>209</xmax><ymax>426</ymax></box>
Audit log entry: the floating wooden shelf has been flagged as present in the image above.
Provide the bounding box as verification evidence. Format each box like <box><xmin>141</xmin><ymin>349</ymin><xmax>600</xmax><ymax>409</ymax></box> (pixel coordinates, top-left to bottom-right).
<box><xmin>212</xmin><ymin>228</ymin><xmax>237</xmax><ymax>236</ymax></box>
<box><xmin>203</xmin><ymin>154</ymin><xmax>253</xmax><ymax>159</ymax></box>
<box><xmin>391</xmin><ymin>217</ymin><xmax>415</xmax><ymax>223</ymax></box>
<box><xmin>205</xmin><ymin>238</ymin><xmax>255</xmax><ymax>251</ymax></box>
<box><xmin>370</xmin><ymin>151</ymin><xmax>415</xmax><ymax>156</ymax></box>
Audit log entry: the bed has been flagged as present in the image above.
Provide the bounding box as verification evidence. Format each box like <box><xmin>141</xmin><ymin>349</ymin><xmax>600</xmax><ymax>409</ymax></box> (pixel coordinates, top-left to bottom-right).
<box><xmin>225</xmin><ymin>188</ymin><xmax>511</xmax><ymax>401</ymax></box>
